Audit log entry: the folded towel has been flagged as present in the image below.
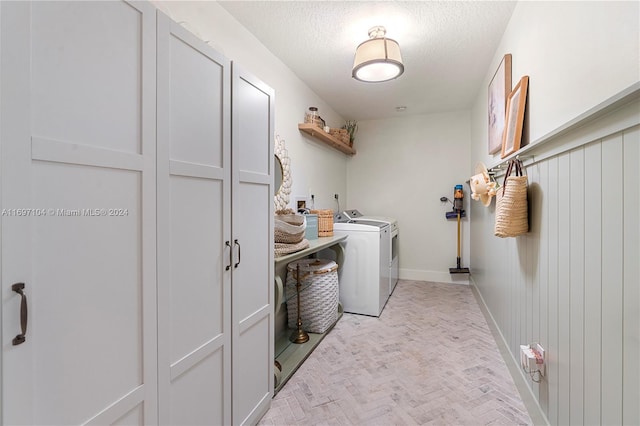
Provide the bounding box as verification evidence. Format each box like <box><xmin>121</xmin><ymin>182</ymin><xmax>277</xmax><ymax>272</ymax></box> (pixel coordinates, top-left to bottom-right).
<box><xmin>274</xmin><ymin>239</ymin><xmax>310</xmax><ymax>257</ymax></box>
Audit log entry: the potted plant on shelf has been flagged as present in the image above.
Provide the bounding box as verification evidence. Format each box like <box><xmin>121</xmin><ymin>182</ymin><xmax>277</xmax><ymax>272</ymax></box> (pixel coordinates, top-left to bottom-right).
<box><xmin>342</xmin><ymin>120</ymin><xmax>358</xmax><ymax>147</ymax></box>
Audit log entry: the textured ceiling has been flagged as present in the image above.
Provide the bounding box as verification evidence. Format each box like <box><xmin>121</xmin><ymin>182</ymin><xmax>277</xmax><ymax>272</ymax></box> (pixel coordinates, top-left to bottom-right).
<box><xmin>219</xmin><ymin>1</ymin><xmax>517</xmax><ymax>121</ymax></box>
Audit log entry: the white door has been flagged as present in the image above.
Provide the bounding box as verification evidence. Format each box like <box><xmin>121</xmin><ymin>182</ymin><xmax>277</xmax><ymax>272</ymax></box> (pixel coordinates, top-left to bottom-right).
<box><xmin>231</xmin><ymin>65</ymin><xmax>274</xmax><ymax>425</ymax></box>
<box><xmin>156</xmin><ymin>12</ymin><xmax>232</xmax><ymax>426</ymax></box>
<box><xmin>1</xmin><ymin>1</ymin><xmax>157</xmax><ymax>424</ymax></box>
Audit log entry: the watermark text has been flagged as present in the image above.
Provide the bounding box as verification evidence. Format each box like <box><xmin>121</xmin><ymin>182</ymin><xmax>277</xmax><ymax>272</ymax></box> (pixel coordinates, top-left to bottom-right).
<box><xmin>2</xmin><ymin>208</ymin><xmax>129</xmax><ymax>217</ymax></box>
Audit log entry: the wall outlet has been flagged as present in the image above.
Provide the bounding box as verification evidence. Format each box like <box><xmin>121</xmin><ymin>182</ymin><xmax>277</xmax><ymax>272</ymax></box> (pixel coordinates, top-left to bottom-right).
<box><xmin>535</xmin><ymin>343</ymin><xmax>545</xmax><ymax>376</ymax></box>
<box><xmin>520</xmin><ymin>345</ymin><xmax>533</xmax><ymax>370</ymax></box>
<box><xmin>520</xmin><ymin>343</ymin><xmax>545</xmax><ymax>377</ymax></box>
<box><xmin>295</xmin><ymin>197</ymin><xmax>307</xmax><ymax>211</ymax></box>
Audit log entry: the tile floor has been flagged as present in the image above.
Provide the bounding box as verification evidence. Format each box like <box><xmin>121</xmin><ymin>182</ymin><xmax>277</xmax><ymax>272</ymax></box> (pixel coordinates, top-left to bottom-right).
<box><xmin>259</xmin><ymin>280</ymin><xmax>532</xmax><ymax>425</ymax></box>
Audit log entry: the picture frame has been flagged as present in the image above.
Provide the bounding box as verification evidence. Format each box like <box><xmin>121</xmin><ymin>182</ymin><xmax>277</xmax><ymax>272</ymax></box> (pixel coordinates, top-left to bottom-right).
<box><xmin>501</xmin><ymin>76</ymin><xmax>529</xmax><ymax>159</ymax></box>
<box><xmin>488</xmin><ymin>54</ymin><xmax>512</xmax><ymax>155</ymax></box>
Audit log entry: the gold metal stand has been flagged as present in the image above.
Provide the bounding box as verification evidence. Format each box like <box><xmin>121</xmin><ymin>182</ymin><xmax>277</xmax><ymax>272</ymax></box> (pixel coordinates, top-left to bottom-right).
<box><xmin>290</xmin><ymin>263</ymin><xmax>309</xmax><ymax>344</ymax></box>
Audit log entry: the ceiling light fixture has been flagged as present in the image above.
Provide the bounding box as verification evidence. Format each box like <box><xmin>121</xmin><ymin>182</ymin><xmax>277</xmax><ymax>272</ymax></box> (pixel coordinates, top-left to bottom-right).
<box><xmin>352</xmin><ymin>26</ymin><xmax>404</xmax><ymax>83</ymax></box>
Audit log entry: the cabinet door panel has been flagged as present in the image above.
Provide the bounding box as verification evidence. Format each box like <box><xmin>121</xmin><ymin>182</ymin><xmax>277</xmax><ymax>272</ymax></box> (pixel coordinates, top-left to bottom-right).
<box><xmin>169</xmin><ymin>176</ymin><xmax>225</xmax><ymax>363</ymax></box>
<box><xmin>232</xmin><ymin>64</ymin><xmax>274</xmax><ymax>426</ymax></box>
<box><xmin>237</xmin><ymin>77</ymin><xmax>272</xmax><ymax>175</ymax></box>
<box><xmin>168</xmin><ymin>35</ymin><xmax>224</xmax><ymax>168</ymax></box>
<box><xmin>31</xmin><ymin>1</ymin><xmax>143</xmax><ymax>154</ymax></box>
<box><xmin>169</xmin><ymin>349</ymin><xmax>225</xmax><ymax>426</ymax></box>
<box><xmin>32</xmin><ymin>164</ymin><xmax>143</xmax><ymax>424</ymax></box>
<box><xmin>237</xmin><ymin>318</ymin><xmax>272</xmax><ymax>421</ymax></box>
<box><xmin>236</xmin><ymin>183</ymin><xmax>271</xmax><ymax>321</ymax></box>
<box><xmin>156</xmin><ymin>12</ymin><xmax>232</xmax><ymax>426</ymax></box>
<box><xmin>1</xmin><ymin>1</ymin><xmax>157</xmax><ymax>424</ymax></box>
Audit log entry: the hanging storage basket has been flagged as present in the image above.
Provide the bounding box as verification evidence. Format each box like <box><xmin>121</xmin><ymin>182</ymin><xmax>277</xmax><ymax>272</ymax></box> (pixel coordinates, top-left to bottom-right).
<box><xmin>285</xmin><ymin>258</ymin><xmax>339</xmax><ymax>334</ymax></box>
<box><xmin>494</xmin><ymin>159</ymin><xmax>529</xmax><ymax>237</ymax></box>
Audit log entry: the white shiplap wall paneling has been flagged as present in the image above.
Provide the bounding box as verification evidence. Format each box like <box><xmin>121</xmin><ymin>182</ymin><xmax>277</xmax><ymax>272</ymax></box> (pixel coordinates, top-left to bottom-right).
<box><xmin>601</xmin><ymin>133</ymin><xmax>624</xmax><ymax>426</ymax></box>
<box><xmin>557</xmin><ymin>151</ymin><xmax>571</xmax><ymax>426</ymax></box>
<box><xmin>622</xmin><ymin>126</ymin><xmax>639</xmax><ymax>426</ymax></box>
<box><xmin>569</xmin><ymin>148</ymin><xmax>585</xmax><ymax>425</ymax></box>
<box><xmin>472</xmin><ymin>102</ymin><xmax>639</xmax><ymax>425</ymax></box>
<box><xmin>546</xmin><ymin>156</ymin><xmax>559</xmax><ymax>425</ymax></box>
<box><xmin>537</xmin><ymin>160</ymin><xmax>549</xmax><ymax>413</ymax></box>
<box><xmin>583</xmin><ymin>141</ymin><xmax>602</xmax><ymax>425</ymax></box>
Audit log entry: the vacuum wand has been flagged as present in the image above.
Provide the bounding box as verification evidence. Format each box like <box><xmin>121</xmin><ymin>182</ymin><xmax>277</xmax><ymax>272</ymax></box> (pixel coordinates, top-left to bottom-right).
<box><xmin>449</xmin><ymin>184</ymin><xmax>470</xmax><ymax>274</ymax></box>
<box><xmin>455</xmin><ymin>210</ymin><xmax>464</xmax><ymax>270</ymax></box>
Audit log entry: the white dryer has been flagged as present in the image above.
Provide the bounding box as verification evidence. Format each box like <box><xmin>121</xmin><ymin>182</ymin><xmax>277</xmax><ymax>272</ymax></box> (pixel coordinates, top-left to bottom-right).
<box><xmin>331</xmin><ymin>220</ymin><xmax>390</xmax><ymax>317</ymax></box>
<box><xmin>342</xmin><ymin>210</ymin><xmax>399</xmax><ymax>295</ymax></box>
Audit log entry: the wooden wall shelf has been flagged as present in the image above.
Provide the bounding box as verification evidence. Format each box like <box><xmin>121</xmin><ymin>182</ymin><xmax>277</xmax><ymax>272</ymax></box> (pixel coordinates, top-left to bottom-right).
<box><xmin>298</xmin><ymin>123</ymin><xmax>356</xmax><ymax>155</ymax></box>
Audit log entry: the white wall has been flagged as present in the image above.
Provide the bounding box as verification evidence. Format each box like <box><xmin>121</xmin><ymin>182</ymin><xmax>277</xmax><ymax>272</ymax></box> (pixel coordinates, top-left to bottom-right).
<box><xmin>469</xmin><ymin>2</ymin><xmax>640</xmax><ymax>425</ymax></box>
<box><xmin>150</xmin><ymin>4</ymin><xmax>640</xmax><ymax>423</ymax></box>
<box><xmin>151</xmin><ymin>1</ymin><xmax>348</xmax><ymax>211</ymax></box>
<box><xmin>347</xmin><ymin>111</ymin><xmax>471</xmax><ymax>284</ymax></box>
<box><xmin>471</xmin><ymin>1</ymin><xmax>640</xmax><ymax>167</ymax></box>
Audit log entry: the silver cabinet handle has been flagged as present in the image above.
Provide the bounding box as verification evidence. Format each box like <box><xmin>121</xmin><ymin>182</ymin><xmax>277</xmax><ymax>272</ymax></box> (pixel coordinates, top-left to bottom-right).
<box><xmin>234</xmin><ymin>239</ymin><xmax>241</xmax><ymax>268</ymax></box>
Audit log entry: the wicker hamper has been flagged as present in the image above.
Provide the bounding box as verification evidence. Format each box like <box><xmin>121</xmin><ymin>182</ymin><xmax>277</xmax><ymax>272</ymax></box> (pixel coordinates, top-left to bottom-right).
<box><xmin>310</xmin><ymin>209</ymin><xmax>333</xmax><ymax>237</ymax></box>
<box><xmin>285</xmin><ymin>259</ymin><xmax>339</xmax><ymax>334</ymax></box>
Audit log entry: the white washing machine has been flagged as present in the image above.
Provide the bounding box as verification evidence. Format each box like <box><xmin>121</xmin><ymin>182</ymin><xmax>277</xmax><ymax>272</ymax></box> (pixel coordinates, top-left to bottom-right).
<box><xmin>330</xmin><ymin>219</ymin><xmax>391</xmax><ymax>317</ymax></box>
<box><xmin>342</xmin><ymin>210</ymin><xmax>399</xmax><ymax>295</ymax></box>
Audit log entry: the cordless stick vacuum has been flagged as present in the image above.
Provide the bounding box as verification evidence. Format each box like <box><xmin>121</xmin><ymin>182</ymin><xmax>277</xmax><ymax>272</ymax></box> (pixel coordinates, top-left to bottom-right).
<box><xmin>449</xmin><ymin>185</ymin><xmax>470</xmax><ymax>274</ymax></box>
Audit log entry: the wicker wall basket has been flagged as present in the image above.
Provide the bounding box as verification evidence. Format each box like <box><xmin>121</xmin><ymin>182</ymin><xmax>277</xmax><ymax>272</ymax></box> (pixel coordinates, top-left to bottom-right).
<box><xmin>329</xmin><ymin>128</ymin><xmax>351</xmax><ymax>146</ymax></box>
<box><xmin>310</xmin><ymin>209</ymin><xmax>333</xmax><ymax>237</ymax></box>
<box><xmin>285</xmin><ymin>259</ymin><xmax>339</xmax><ymax>334</ymax></box>
<box><xmin>494</xmin><ymin>160</ymin><xmax>529</xmax><ymax>238</ymax></box>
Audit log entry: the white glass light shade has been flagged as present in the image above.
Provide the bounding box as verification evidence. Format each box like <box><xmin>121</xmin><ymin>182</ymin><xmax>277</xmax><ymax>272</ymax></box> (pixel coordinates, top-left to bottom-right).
<box><xmin>352</xmin><ymin>37</ymin><xmax>404</xmax><ymax>83</ymax></box>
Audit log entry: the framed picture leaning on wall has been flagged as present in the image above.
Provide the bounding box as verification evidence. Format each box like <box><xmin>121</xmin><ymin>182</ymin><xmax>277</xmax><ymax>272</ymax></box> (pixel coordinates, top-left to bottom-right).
<box><xmin>488</xmin><ymin>54</ymin><xmax>512</xmax><ymax>155</ymax></box>
<box><xmin>501</xmin><ymin>75</ymin><xmax>529</xmax><ymax>159</ymax></box>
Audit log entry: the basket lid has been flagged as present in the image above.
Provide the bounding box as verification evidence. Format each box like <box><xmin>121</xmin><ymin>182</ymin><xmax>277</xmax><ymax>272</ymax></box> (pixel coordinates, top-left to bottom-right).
<box><xmin>287</xmin><ymin>258</ymin><xmax>337</xmax><ymax>274</ymax></box>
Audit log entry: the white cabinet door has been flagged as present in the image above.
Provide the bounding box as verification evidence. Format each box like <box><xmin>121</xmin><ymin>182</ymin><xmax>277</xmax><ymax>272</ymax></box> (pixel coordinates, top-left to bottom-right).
<box><xmin>156</xmin><ymin>12</ymin><xmax>232</xmax><ymax>426</ymax></box>
<box><xmin>231</xmin><ymin>65</ymin><xmax>275</xmax><ymax>425</ymax></box>
<box><xmin>1</xmin><ymin>1</ymin><xmax>158</xmax><ymax>424</ymax></box>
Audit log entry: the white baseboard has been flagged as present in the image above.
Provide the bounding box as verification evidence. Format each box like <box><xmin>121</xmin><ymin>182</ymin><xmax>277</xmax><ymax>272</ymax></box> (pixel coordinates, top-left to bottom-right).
<box><xmin>399</xmin><ymin>268</ymin><xmax>469</xmax><ymax>285</ymax></box>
